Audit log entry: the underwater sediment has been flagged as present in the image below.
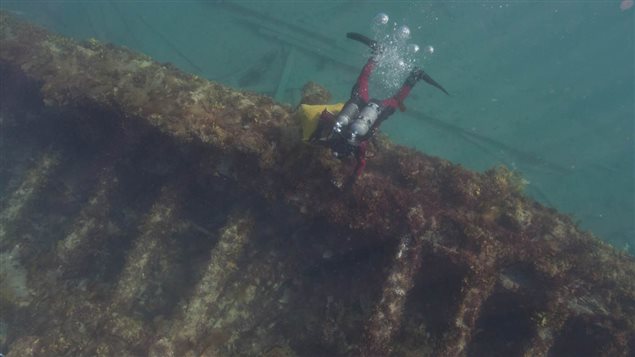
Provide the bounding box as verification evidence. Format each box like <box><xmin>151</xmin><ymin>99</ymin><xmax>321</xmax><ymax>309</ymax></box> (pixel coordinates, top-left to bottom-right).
<box><xmin>1</xmin><ymin>12</ymin><xmax>634</xmax><ymax>356</ymax></box>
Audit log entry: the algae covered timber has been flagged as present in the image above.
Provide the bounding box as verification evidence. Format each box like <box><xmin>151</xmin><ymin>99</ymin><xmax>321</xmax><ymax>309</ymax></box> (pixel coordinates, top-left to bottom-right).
<box><xmin>0</xmin><ymin>12</ymin><xmax>634</xmax><ymax>356</ymax></box>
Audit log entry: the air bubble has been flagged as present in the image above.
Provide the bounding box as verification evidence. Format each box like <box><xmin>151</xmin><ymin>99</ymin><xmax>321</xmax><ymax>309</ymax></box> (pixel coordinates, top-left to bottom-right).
<box><xmin>423</xmin><ymin>45</ymin><xmax>434</xmax><ymax>54</ymax></box>
<box><xmin>408</xmin><ymin>44</ymin><xmax>420</xmax><ymax>53</ymax></box>
<box><xmin>396</xmin><ymin>25</ymin><xmax>411</xmax><ymax>40</ymax></box>
<box><xmin>374</xmin><ymin>13</ymin><xmax>389</xmax><ymax>25</ymax></box>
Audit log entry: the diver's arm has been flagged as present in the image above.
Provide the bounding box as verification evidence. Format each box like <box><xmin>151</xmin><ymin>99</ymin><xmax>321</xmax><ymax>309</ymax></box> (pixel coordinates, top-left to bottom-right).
<box><xmin>354</xmin><ymin>141</ymin><xmax>368</xmax><ymax>177</ymax></box>
<box><xmin>382</xmin><ymin>86</ymin><xmax>413</xmax><ymax>111</ymax></box>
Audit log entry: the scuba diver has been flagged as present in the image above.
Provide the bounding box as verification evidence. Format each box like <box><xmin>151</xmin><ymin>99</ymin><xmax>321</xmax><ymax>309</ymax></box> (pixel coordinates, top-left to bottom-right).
<box><xmin>303</xmin><ymin>32</ymin><xmax>449</xmax><ymax>181</ymax></box>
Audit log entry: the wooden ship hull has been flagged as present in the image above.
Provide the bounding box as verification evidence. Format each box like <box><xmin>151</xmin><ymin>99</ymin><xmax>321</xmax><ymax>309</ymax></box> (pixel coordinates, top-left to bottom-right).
<box><xmin>1</xmin><ymin>13</ymin><xmax>633</xmax><ymax>356</ymax></box>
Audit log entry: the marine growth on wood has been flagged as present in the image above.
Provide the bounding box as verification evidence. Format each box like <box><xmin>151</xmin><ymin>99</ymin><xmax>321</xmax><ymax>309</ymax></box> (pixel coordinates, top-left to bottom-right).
<box><xmin>0</xmin><ymin>12</ymin><xmax>633</xmax><ymax>356</ymax></box>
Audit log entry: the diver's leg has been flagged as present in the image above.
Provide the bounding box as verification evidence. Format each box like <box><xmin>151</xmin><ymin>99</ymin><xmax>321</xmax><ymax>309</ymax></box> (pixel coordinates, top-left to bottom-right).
<box><xmin>351</xmin><ymin>58</ymin><xmax>377</xmax><ymax>102</ymax></box>
<box><xmin>337</xmin><ymin>58</ymin><xmax>377</xmax><ymax>134</ymax></box>
<box><xmin>381</xmin><ymin>69</ymin><xmax>419</xmax><ymax>110</ymax></box>
<box><xmin>354</xmin><ymin>141</ymin><xmax>368</xmax><ymax>177</ymax></box>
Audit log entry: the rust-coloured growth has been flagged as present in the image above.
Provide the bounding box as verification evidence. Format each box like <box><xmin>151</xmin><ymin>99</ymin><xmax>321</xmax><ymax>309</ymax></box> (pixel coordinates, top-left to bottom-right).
<box><xmin>1</xmin><ymin>13</ymin><xmax>633</xmax><ymax>356</ymax></box>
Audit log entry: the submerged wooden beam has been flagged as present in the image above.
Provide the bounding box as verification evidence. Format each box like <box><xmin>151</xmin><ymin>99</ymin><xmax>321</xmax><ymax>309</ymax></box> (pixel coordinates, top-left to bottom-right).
<box><xmin>1</xmin><ymin>12</ymin><xmax>633</xmax><ymax>356</ymax></box>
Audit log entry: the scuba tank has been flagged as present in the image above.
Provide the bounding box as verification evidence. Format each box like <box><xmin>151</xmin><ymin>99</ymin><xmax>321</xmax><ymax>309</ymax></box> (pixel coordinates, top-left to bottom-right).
<box><xmin>333</xmin><ymin>101</ymin><xmax>359</xmax><ymax>134</ymax></box>
<box><xmin>349</xmin><ymin>102</ymin><xmax>380</xmax><ymax>144</ymax></box>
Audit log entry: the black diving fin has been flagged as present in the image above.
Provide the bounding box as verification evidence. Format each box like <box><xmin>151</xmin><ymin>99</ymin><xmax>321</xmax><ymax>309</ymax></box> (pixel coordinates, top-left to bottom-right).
<box><xmin>346</xmin><ymin>32</ymin><xmax>380</xmax><ymax>53</ymax></box>
<box><xmin>417</xmin><ymin>68</ymin><xmax>450</xmax><ymax>96</ymax></box>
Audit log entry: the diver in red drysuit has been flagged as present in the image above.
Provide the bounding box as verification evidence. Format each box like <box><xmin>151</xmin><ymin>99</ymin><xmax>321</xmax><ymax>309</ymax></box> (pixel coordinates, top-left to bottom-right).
<box><xmin>310</xmin><ymin>32</ymin><xmax>449</xmax><ymax>180</ymax></box>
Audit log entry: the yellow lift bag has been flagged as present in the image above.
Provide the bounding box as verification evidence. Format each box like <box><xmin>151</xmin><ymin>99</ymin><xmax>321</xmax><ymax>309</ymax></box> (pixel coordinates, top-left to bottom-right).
<box><xmin>297</xmin><ymin>103</ymin><xmax>344</xmax><ymax>141</ymax></box>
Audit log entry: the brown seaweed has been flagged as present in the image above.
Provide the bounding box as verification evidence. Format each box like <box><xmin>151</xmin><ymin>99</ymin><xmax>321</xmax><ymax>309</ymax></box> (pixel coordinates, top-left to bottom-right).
<box><xmin>1</xmin><ymin>12</ymin><xmax>633</xmax><ymax>356</ymax></box>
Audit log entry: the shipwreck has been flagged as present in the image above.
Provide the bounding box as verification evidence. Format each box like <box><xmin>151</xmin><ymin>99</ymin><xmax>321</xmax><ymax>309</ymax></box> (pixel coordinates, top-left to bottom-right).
<box><xmin>0</xmin><ymin>12</ymin><xmax>633</xmax><ymax>356</ymax></box>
